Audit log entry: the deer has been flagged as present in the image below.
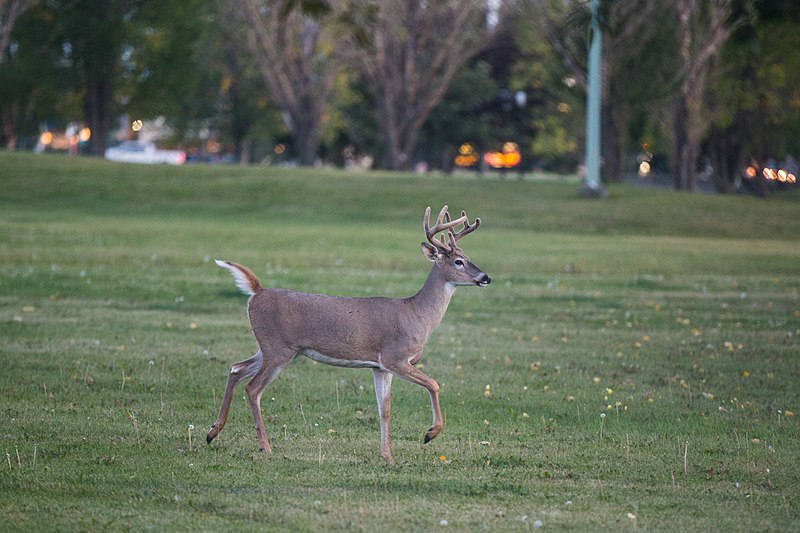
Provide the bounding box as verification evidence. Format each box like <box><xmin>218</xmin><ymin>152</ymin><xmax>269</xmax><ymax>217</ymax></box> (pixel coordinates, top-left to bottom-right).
<box><xmin>206</xmin><ymin>205</ymin><xmax>490</xmax><ymax>464</ymax></box>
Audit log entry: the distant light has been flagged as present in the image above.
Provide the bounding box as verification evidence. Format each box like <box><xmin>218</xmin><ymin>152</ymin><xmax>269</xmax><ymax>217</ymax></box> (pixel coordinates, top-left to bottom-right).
<box><xmin>484</xmin><ymin>142</ymin><xmax>521</xmax><ymax>169</ymax></box>
<box><xmin>39</xmin><ymin>131</ymin><xmax>53</xmax><ymax>146</ymax></box>
<box><xmin>745</xmin><ymin>166</ymin><xmax>757</xmax><ymax>178</ymax></box>
<box><xmin>206</xmin><ymin>140</ymin><xmax>221</xmax><ymax>154</ymax></box>
<box><xmin>638</xmin><ymin>161</ymin><xmax>651</xmax><ymax>176</ymax></box>
<box><xmin>454</xmin><ymin>143</ymin><xmax>478</xmax><ymax>168</ymax></box>
<box><xmin>274</xmin><ymin>143</ymin><xmax>286</xmax><ymax>155</ymax></box>
<box><xmin>131</xmin><ymin>119</ymin><xmax>143</xmax><ymax>132</ymax></box>
<box><xmin>761</xmin><ymin>167</ymin><xmax>797</xmax><ymax>184</ymax></box>
<box><xmin>563</xmin><ymin>76</ymin><xmax>577</xmax><ymax>88</ymax></box>
<box><xmin>557</xmin><ymin>102</ymin><xmax>571</xmax><ymax>113</ymax></box>
<box><xmin>78</xmin><ymin>127</ymin><xmax>91</xmax><ymax>142</ymax></box>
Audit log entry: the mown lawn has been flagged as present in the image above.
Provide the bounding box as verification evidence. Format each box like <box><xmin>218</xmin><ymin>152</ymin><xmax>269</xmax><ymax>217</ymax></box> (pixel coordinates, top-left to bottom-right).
<box><xmin>1</xmin><ymin>152</ymin><xmax>799</xmax><ymax>531</ymax></box>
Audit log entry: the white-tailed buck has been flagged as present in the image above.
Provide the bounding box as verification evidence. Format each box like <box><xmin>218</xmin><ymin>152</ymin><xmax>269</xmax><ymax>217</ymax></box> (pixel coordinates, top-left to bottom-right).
<box><xmin>207</xmin><ymin>205</ymin><xmax>490</xmax><ymax>463</ymax></box>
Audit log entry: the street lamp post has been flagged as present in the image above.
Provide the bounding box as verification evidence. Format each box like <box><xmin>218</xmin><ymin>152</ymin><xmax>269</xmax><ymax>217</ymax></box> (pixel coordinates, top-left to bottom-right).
<box><xmin>582</xmin><ymin>0</ymin><xmax>606</xmax><ymax>197</ymax></box>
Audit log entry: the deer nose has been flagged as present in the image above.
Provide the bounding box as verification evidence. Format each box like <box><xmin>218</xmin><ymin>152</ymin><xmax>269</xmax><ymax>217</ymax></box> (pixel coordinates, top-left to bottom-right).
<box><xmin>476</xmin><ymin>273</ymin><xmax>491</xmax><ymax>286</ymax></box>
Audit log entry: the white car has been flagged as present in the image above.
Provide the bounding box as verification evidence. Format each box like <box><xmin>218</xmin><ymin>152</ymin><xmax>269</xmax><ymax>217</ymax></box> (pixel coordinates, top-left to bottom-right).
<box><xmin>104</xmin><ymin>141</ymin><xmax>186</xmax><ymax>165</ymax></box>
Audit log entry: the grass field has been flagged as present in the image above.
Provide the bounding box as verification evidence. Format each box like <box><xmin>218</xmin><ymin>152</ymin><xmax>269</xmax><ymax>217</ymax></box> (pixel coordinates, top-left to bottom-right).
<box><xmin>1</xmin><ymin>152</ymin><xmax>799</xmax><ymax>531</ymax></box>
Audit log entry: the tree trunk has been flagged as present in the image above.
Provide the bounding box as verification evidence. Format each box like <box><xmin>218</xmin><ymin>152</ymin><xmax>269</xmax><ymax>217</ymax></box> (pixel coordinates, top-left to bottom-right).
<box><xmin>237</xmin><ymin>0</ymin><xmax>335</xmax><ymax>168</ymax></box>
<box><xmin>708</xmin><ymin>126</ymin><xmax>742</xmax><ymax>193</ymax></box>
<box><xmin>86</xmin><ymin>76</ymin><xmax>112</xmax><ymax>157</ymax></box>
<box><xmin>2</xmin><ymin>102</ymin><xmax>19</xmax><ymax>149</ymax></box>
<box><xmin>671</xmin><ymin>97</ymin><xmax>693</xmax><ymax>190</ymax></box>
<box><xmin>294</xmin><ymin>117</ymin><xmax>320</xmax><ymax>167</ymax></box>
<box><xmin>670</xmin><ymin>0</ymin><xmax>736</xmax><ymax>193</ymax></box>
<box><xmin>601</xmin><ymin>100</ymin><xmax>621</xmax><ymax>182</ymax></box>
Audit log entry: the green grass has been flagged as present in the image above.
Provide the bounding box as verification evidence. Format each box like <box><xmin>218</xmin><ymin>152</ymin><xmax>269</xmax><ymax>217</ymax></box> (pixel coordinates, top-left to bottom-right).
<box><xmin>1</xmin><ymin>152</ymin><xmax>799</xmax><ymax>531</ymax></box>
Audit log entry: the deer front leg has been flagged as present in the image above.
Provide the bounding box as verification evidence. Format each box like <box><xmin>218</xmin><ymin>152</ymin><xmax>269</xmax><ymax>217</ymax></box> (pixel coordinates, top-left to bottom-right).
<box><xmin>372</xmin><ymin>369</ymin><xmax>394</xmax><ymax>464</ymax></box>
<box><xmin>385</xmin><ymin>360</ymin><xmax>443</xmax><ymax>445</ymax></box>
<box><xmin>207</xmin><ymin>350</ymin><xmax>263</xmax><ymax>444</ymax></box>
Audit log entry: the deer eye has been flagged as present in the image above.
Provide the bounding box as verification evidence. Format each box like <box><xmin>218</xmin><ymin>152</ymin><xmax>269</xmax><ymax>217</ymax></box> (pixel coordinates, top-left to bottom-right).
<box><xmin>454</xmin><ymin>259</ymin><xmax>464</xmax><ymax>267</ymax></box>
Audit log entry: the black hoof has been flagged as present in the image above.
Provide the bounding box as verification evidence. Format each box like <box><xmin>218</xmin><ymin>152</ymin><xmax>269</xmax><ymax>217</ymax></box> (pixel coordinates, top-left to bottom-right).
<box><xmin>424</xmin><ymin>434</ymin><xmax>432</xmax><ymax>444</ymax></box>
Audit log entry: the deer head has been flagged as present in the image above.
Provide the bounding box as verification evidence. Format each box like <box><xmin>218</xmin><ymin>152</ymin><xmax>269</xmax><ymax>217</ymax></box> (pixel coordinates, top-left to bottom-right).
<box><xmin>421</xmin><ymin>205</ymin><xmax>491</xmax><ymax>287</ymax></box>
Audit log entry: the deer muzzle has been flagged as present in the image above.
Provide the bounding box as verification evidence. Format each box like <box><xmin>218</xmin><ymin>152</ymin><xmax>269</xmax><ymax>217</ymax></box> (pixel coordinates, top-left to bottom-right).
<box><xmin>475</xmin><ymin>273</ymin><xmax>491</xmax><ymax>287</ymax></box>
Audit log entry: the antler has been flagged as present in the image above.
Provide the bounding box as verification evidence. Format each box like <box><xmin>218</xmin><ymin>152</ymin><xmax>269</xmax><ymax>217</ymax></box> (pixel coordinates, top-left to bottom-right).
<box><xmin>423</xmin><ymin>205</ymin><xmax>480</xmax><ymax>253</ymax></box>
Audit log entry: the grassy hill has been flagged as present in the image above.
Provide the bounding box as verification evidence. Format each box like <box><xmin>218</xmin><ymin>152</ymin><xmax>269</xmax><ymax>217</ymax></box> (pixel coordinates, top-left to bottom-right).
<box><xmin>1</xmin><ymin>152</ymin><xmax>799</xmax><ymax>530</ymax></box>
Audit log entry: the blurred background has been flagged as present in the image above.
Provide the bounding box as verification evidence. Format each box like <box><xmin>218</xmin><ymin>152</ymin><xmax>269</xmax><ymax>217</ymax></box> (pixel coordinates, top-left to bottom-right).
<box><xmin>1</xmin><ymin>0</ymin><xmax>798</xmax><ymax>193</ymax></box>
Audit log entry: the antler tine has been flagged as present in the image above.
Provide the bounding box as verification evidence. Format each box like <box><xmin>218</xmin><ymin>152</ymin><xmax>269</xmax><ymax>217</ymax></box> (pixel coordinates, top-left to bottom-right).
<box><xmin>437</xmin><ymin>205</ymin><xmax>449</xmax><ymax>226</ymax></box>
<box><xmin>451</xmin><ymin>210</ymin><xmax>481</xmax><ymax>243</ymax></box>
<box><xmin>424</xmin><ymin>205</ymin><xmax>468</xmax><ymax>251</ymax></box>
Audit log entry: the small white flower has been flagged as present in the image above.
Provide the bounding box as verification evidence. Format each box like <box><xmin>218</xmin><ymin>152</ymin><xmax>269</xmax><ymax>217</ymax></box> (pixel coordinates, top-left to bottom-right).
<box><xmin>600</xmin><ymin>413</ymin><xmax>606</xmax><ymax>419</ymax></box>
<box><xmin>533</xmin><ymin>519</ymin><xmax>543</xmax><ymax>528</ymax></box>
<box><xmin>439</xmin><ymin>519</ymin><xmax>448</xmax><ymax>526</ymax></box>
<box><xmin>188</xmin><ymin>424</ymin><xmax>194</xmax><ymax>430</ymax></box>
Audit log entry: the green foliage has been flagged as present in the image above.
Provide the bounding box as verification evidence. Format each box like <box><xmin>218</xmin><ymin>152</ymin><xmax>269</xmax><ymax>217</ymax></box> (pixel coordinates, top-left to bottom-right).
<box><xmin>509</xmin><ymin>7</ymin><xmax>584</xmax><ymax>169</ymax></box>
<box><xmin>531</xmin><ymin>115</ymin><xmax>579</xmax><ymax>162</ymax></box>
<box><xmin>713</xmin><ymin>18</ymin><xmax>800</xmax><ymax>158</ymax></box>
<box><xmin>1</xmin><ymin>153</ymin><xmax>799</xmax><ymax>530</ymax></box>
<box><xmin>0</xmin><ymin>5</ymin><xmax>81</xmax><ymax>141</ymax></box>
<box><xmin>420</xmin><ymin>60</ymin><xmax>497</xmax><ymax>167</ymax></box>
<box><xmin>3</xmin><ymin>1</ymin><xmax>798</xmax><ymax>177</ymax></box>
<box><xmin>124</xmin><ymin>0</ymin><xmax>212</xmax><ymax>122</ymax></box>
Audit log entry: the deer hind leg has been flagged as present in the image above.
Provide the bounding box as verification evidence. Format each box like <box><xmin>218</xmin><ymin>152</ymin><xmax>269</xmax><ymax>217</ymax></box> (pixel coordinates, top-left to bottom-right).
<box><xmin>245</xmin><ymin>347</ymin><xmax>295</xmax><ymax>454</ymax></box>
<box><xmin>385</xmin><ymin>360</ymin><xmax>443</xmax><ymax>445</ymax></box>
<box><xmin>372</xmin><ymin>369</ymin><xmax>394</xmax><ymax>464</ymax></box>
<box><xmin>207</xmin><ymin>350</ymin><xmax>263</xmax><ymax>444</ymax></box>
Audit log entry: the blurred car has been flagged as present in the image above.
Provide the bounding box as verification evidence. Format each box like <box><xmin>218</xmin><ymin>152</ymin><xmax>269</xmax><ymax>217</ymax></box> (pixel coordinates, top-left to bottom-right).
<box><xmin>104</xmin><ymin>141</ymin><xmax>186</xmax><ymax>165</ymax></box>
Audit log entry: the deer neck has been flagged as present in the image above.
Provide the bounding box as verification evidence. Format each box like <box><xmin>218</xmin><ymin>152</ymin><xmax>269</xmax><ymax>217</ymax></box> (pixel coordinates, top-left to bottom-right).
<box><xmin>408</xmin><ymin>263</ymin><xmax>456</xmax><ymax>331</ymax></box>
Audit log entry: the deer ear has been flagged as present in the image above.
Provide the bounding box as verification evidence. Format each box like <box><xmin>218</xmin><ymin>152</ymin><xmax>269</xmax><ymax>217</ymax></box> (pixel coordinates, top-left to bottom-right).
<box><xmin>421</xmin><ymin>242</ymin><xmax>440</xmax><ymax>262</ymax></box>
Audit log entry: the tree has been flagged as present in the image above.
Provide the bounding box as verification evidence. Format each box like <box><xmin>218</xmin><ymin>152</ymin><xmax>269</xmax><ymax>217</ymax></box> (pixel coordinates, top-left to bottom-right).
<box><xmin>528</xmin><ymin>0</ymin><xmax>667</xmax><ymax>182</ymax></box>
<box><xmin>420</xmin><ymin>60</ymin><xmax>498</xmax><ymax>172</ymax></box>
<box><xmin>345</xmin><ymin>0</ymin><xmax>497</xmax><ymax>170</ymax></box>
<box><xmin>117</xmin><ymin>0</ymin><xmax>276</xmax><ymax>160</ymax></box>
<box><xmin>234</xmin><ymin>0</ymin><xmax>339</xmax><ymax>166</ymax></box>
<box><xmin>123</xmin><ymin>1</ymin><xmax>212</xmax><ymax>124</ymax></box>
<box><xmin>4</xmin><ymin>0</ymin><xmax>218</xmax><ymax>155</ymax></box>
<box><xmin>506</xmin><ymin>7</ymin><xmax>584</xmax><ymax>172</ymax></box>
<box><xmin>0</xmin><ymin>2</ymin><xmax>77</xmax><ymax>148</ymax></box>
<box><xmin>669</xmin><ymin>0</ymin><xmax>741</xmax><ymax>190</ymax></box>
<box><xmin>175</xmin><ymin>0</ymin><xmax>284</xmax><ymax>163</ymax></box>
<box><xmin>0</xmin><ymin>0</ymin><xmax>37</xmax><ymax>64</ymax></box>
<box><xmin>43</xmin><ymin>0</ymin><xmax>139</xmax><ymax>156</ymax></box>
<box><xmin>706</xmin><ymin>1</ymin><xmax>800</xmax><ymax>193</ymax></box>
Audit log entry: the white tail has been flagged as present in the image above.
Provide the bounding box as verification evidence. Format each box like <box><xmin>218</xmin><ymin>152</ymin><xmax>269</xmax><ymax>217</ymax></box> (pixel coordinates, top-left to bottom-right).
<box><xmin>214</xmin><ymin>259</ymin><xmax>262</xmax><ymax>296</ymax></box>
<box><xmin>207</xmin><ymin>205</ymin><xmax>490</xmax><ymax>464</ymax></box>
